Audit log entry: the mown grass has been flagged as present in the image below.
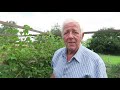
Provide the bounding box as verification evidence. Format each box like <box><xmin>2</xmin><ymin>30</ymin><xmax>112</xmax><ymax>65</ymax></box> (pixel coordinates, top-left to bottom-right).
<box><xmin>99</xmin><ymin>54</ymin><xmax>120</xmax><ymax>65</ymax></box>
<box><xmin>99</xmin><ymin>54</ymin><xmax>120</xmax><ymax>78</ymax></box>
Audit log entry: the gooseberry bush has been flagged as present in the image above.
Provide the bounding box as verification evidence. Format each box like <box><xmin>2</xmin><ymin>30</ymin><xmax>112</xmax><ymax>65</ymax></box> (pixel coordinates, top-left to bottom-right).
<box><xmin>0</xmin><ymin>25</ymin><xmax>64</xmax><ymax>78</ymax></box>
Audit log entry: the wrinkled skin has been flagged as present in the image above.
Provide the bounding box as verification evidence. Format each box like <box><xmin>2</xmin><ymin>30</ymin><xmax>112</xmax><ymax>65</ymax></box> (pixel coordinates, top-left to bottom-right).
<box><xmin>63</xmin><ymin>22</ymin><xmax>84</xmax><ymax>55</ymax></box>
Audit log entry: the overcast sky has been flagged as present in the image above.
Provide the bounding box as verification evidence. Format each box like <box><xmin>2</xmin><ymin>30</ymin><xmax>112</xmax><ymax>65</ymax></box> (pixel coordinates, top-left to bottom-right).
<box><xmin>0</xmin><ymin>12</ymin><xmax>120</xmax><ymax>41</ymax></box>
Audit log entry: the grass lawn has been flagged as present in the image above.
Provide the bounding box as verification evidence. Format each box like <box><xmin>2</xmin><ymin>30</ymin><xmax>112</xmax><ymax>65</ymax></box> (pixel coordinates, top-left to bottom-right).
<box><xmin>99</xmin><ymin>54</ymin><xmax>120</xmax><ymax>65</ymax></box>
<box><xmin>99</xmin><ymin>54</ymin><xmax>120</xmax><ymax>78</ymax></box>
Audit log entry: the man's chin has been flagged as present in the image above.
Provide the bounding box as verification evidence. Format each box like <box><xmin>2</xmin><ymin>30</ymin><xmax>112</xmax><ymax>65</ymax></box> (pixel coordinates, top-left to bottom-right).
<box><xmin>68</xmin><ymin>47</ymin><xmax>76</xmax><ymax>51</ymax></box>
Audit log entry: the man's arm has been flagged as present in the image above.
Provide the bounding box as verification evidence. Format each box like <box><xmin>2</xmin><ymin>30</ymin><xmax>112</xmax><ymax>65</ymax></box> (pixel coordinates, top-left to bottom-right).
<box><xmin>96</xmin><ymin>59</ymin><xmax>108</xmax><ymax>78</ymax></box>
<box><xmin>50</xmin><ymin>73</ymin><xmax>55</xmax><ymax>78</ymax></box>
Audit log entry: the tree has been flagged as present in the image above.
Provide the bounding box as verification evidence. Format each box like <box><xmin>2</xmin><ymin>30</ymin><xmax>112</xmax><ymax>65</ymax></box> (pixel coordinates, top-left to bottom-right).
<box><xmin>0</xmin><ymin>21</ymin><xmax>19</xmax><ymax>44</ymax></box>
<box><xmin>88</xmin><ymin>28</ymin><xmax>120</xmax><ymax>55</ymax></box>
<box><xmin>50</xmin><ymin>23</ymin><xmax>62</xmax><ymax>37</ymax></box>
<box><xmin>82</xmin><ymin>38</ymin><xmax>92</xmax><ymax>48</ymax></box>
<box><xmin>0</xmin><ymin>21</ymin><xmax>19</xmax><ymax>35</ymax></box>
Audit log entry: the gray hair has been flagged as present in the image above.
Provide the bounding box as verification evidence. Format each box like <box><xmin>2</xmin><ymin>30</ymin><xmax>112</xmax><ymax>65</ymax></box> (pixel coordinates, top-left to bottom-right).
<box><xmin>61</xmin><ymin>19</ymin><xmax>83</xmax><ymax>37</ymax></box>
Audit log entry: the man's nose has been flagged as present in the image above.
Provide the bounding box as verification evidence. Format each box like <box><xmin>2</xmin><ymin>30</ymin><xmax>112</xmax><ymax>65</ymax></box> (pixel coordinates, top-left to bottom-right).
<box><xmin>68</xmin><ymin>32</ymin><xmax>74</xmax><ymax>38</ymax></box>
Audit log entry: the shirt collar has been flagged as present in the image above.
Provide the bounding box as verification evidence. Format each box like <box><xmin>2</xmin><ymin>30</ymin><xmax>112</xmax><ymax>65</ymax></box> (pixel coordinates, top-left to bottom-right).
<box><xmin>73</xmin><ymin>44</ymin><xmax>83</xmax><ymax>63</ymax></box>
<box><xmin>62</xmin><ymin>44</ymin><xmax>83</xmax><ymax>63</ymax></box>
<box><xmin>62</xmin><ymin>47</ymin><xmax>67</xmax><ymax>58</ymax></box>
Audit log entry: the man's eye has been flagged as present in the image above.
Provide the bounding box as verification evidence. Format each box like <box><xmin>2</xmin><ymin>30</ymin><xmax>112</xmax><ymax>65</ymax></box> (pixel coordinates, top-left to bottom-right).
<box><xmin>64</xmin><ymin>32</ymin><xmax>68</xmax><ymax>35</ymax></box>
<box><xmin>73</xmin><ymin>31</ymin><xmax>79</xmax><ymax>34</ymax></box>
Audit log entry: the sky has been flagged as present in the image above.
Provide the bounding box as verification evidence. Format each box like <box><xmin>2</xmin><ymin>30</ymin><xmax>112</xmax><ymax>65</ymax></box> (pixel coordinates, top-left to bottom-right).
<box><xmin>0</xmin><ymin>12</ymin><xmax>120</xmax><ymax>41</ymax></box>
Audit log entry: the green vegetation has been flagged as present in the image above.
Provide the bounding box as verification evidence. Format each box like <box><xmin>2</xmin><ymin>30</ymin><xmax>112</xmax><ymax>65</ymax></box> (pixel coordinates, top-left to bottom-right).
<box><xmin>99</xmin><ymin>54</ymin><xmax>120</xmax><ymax>78</ymax></box>
<box><xmin>0</xmin><ymin>23</ymin><xmax>64</xmax><ymax>78</ymax></box>
<box><xmin>106</xmin><ymin>64</ymin><xmax>120</xmax><ymax>78</ymax></box>
<box><xmin>88</xmin><ymin>28</ymin><xmax>120</xmax><ymax>55</ymax></box>
<box><xmin>51</xmin><ymin>23</ymin><xmax>62</xmax><ymax>37</ymax></box>
<box><xmin>0</xmin><ymin>22</ymin><xmax>120</xmax><ymax>78</ymax></box>
<box><xmin>83</xmin><ymin>28</ymin><xmax>120</xmax><ymax>78</ymax></box>
<box><xmin>100</xmin><ymin>54</ymin><xmax>120</xmax><ymax>65</ymax></box>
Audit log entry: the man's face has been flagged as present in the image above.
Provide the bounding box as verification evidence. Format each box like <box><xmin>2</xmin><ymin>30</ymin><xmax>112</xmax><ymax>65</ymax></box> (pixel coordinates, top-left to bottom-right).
<box><xmin>63</xmin><ymin>22</ymin><xmax>84</xmax><ymax>52</ymax></box>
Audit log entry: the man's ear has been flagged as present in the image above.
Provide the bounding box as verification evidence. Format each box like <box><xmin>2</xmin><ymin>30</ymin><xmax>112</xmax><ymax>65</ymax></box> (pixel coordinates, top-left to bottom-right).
<box><xmin>81</xmin><ymin>32</ymin><xmax>84</xmax><ymax>39</ymax></box>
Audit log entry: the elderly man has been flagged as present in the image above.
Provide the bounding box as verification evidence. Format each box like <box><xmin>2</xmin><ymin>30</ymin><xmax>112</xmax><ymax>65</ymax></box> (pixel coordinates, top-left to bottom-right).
<box><xmin>51</xmin><ymin>19</ymin><xmax>107</xmax><ymax>78</ymax></box>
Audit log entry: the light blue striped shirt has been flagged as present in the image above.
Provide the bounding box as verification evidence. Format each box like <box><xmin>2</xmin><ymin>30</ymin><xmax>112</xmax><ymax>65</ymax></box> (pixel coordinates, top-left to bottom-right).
<box><xmin>51</xmin><ymin>45</ymin><xmax>107</xmax><ymax>78</ymax></box>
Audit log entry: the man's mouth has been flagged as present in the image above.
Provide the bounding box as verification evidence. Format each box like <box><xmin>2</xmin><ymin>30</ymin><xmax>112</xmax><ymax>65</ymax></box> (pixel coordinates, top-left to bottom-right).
<box><xmin>68</xmin><ymin>42</ymin><xmax>75</xmax><ymax>43</ymax></box>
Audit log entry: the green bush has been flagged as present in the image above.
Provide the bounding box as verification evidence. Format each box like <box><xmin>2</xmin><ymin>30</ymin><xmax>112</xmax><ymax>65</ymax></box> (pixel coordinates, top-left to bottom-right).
<box><xmin>88</xmin><ymin>28</ymin><xmax>120</xmax><ymax>55</ymax></box>
<box><xmin>106</xmin><ymin>63</ymin><xmax>120</xmax><ymax>78</ymax></box>
<box><xmin>0</xmin><ymin>25</ymin><xmax>64</xmax><ymax>78</ymax></box>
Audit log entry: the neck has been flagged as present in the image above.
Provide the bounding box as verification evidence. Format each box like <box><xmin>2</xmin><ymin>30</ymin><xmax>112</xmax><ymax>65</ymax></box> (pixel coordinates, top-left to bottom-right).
<box><xmin>67</xmin><ymin>49</ymin><xmax>78</xmax><ymax>62</ymax></box>
<box><xmin>67</xmin><ymin>50</ymin><xmax>77</xmax><ymax>55</ymax></box>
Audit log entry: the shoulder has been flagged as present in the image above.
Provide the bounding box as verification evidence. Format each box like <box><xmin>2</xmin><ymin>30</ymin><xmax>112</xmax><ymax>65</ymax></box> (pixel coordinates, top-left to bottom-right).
<box><xmin>53</xmin><ymin>47</ymin><xmax>66</xmax><ymax>56</ymax></box>
<box><xmin>82</xmin><ymin>45</ymin><xmax>99</xmax><ymax>56</ymax></box>
<box><xmin>81</xmin><ymin>45</ymin><xmax>104</xmax><ymax>64</ymax></box>
<box><xmin>51</xmin><ymin>47</ymin><xmax>66</xmax><ymax>68</ymax></box>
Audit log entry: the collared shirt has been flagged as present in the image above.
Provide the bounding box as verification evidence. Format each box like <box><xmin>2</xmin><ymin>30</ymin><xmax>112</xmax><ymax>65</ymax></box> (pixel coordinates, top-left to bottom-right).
<box><xmin>51</xmin><ymin>45</ymin><xmax>107</xmax><ymax>78</ymax></box>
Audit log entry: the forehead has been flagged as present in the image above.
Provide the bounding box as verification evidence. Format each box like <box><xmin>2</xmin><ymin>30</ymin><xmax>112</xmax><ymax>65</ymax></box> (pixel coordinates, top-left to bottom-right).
<box><xmin>63</xmin><ymin>22</ymin><xmax>80</xmax><ymax>30</ymax></box>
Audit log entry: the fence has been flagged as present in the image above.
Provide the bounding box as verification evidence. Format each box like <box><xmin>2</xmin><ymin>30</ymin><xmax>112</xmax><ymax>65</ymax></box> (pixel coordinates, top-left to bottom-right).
<box><xmin>0</xmin><ymin>20</ymin><xmax>120</xmax><ymax>36</ymax></box>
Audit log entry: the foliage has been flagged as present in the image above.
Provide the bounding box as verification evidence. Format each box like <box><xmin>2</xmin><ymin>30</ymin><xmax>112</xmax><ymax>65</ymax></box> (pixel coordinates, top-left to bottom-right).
<box><xmin>82</xmin><ymin>38</ymin><xmax>92</xmax><ymax>48</ymax></box>
<box><xmin>0</xmin><ymin>21</ymin><xmax>17</xmax><ymax>34</ymax></box>
<box><xmin>100</xmin><ymin>54</ymin><xmax>120</xmax><ymax>78</ymax></box>
<box><xmin>50</xmin><ymin>23</ymin><xmax>62</xmax><ymax>37</ymax></box>
<box><xmin>0</xmin><ymin>24</ymin><xmax>64</xmax><ymax>78</ymax></box>
<box><xmin>106</xmin><ymin>63</ymin><xmax>120</xmax><ymax>78</ymax></box>
<box><xmin>88</xmin><ymin>28</ymin><xmax>120</xmax><ymax>55</ymax></box>
<box><xmin>0</xmin><ymin>22</ymin><xmax>120</xmax><ymax>78</ymax></box>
